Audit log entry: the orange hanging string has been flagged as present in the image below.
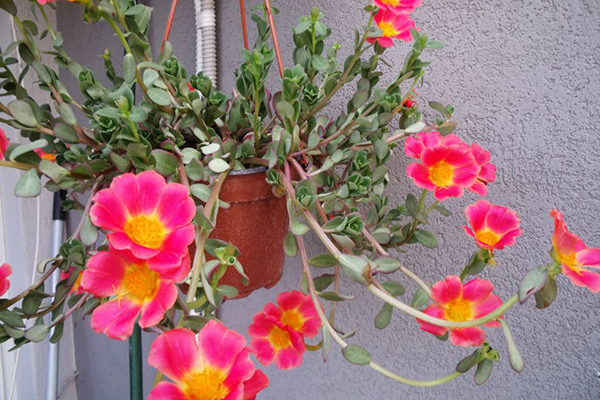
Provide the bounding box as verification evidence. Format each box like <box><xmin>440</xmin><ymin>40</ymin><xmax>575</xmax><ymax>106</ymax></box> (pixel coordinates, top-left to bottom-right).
<box><xmin>239</xmin><ymin>0</ymin><xmax>250</xmax><ymax>50</ymax></box>
<box><xmin>264</xmin><ymin>0</ymin><xmax>284</xmax><ymax>78</ymax></box>
<box><xmin>161</xmin><ymin>0</ymin><xmax>179</xmax><ymax>53</ymax></box>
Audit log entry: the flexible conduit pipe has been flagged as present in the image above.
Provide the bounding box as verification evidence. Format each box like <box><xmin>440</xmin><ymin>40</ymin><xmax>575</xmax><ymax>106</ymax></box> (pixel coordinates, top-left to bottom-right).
<box><xmin>194</xmin><ymin>0</ymin><xmax>217</xmax><ymax>87</ymax></box>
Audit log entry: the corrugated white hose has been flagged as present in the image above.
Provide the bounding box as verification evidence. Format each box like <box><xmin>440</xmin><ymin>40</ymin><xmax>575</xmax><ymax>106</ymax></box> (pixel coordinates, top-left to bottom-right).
<box><xmin>194</xmin><ymin>0</ymin><xmax>217</xmax><ymax>86</ymax></box>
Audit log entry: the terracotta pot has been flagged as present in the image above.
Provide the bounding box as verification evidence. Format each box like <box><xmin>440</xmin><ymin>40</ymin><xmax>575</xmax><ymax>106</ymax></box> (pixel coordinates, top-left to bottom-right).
<box><xmin>209</xmin><ymin>167</ymin><xmax>288</xmax><ymax>298</ymax></box>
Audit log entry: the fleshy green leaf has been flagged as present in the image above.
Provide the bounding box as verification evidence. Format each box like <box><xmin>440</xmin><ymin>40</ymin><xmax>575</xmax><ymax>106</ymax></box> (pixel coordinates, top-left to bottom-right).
<box><xmin>342</xmin><ymin>345</ymin><xmax>372</xmax><ymax>365</ymax></box>
<box><xmin>309</xmin><ymin>253</ymin><xmax>338</xmax><ymax>268</ymax></box>
<box><xmin>414</xmin><ymin>229</ymin><xmax>438</xmax><ymax>249</ymax></box>
<box><xmin>80</xmin><ymin>215</ymin><xmax>98</xmax><ymax>246</ymax></box>
<box><xmin>38</xmin><ymin>159</ymin><xmax>68</xmax><ymax>183</ymax></box>
<box><xmin>456</xmin><ymin>350</ymin><xmax>480</xmax><ymax>373</ymax></box>
<box><xmin>147</xmin><ymin>88</ymin><xmax>172</xmax><ymax>106</ymax></box>
<box><xmin>14</xmin><ymin>169</ymin><xmax>41</xmax><ymax>198</ymax></box>
<box><xmin>151</xmin><ymin>149</ymin><xmax>178</xmax><ymax>177</ymax></box>
<box><xmin>122</xmin><ymin>53</ymin><xmax>136</xmax><ymax>84</ymax></box>
<box><xmin>474</xmin><ymin>359</ymin><xmax>493</xmax><ymax>385</ymax></box>
<box><xmin>339</xmin><ymin>254</ymin><xmax>370</xmax><ymax>285</ymax></box>
<box><xmin>8</xmin><ymin>100</ymin><xmax>38</xmax><ymax>127</ymax></box>
<box><xmin>373</xmin><ymin>257</ymin><xmax>401</xmax><ymax>274</ymax></box>
<box><xmin>283</xmin><ymin>232</ymin><xmax>298</xmax><ymax>257</ymax></box>
<box><xmin>374</xmin><ymin>303</ymin><xmax>393</xmax><ymax>330</ymax></box>
<box><xmin>499</xmin><ymin>319</ymin><xmax>524</xmax><ymax>373</ymax></box>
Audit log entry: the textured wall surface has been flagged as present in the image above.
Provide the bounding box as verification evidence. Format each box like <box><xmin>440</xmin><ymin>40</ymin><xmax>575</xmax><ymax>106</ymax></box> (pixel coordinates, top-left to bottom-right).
<box><xmin>57</xmin><ymin>0</ymin><xmax>600</xmax><ymax>399</ymax></box>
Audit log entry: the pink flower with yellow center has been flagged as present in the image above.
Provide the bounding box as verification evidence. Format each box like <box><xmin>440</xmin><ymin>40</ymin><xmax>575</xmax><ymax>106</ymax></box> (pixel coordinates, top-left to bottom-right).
<box><xmin>148</xmin><ymin>323</ymin><xmax>269</xmax><ymax>400</ymax></box>
<box><xmin>550</xmin><ymin>209</ymin><xmax>600</xmax><ymax>293</ymax></box>
<box><xmin>463</xmin><ymin>201</ymin><xmax>522</xmax><ymax>251</ymax></box>
<box><xmin>0</xmin><ymin>129</ymin><xmax>9</xmax><ymax>161</ymax></box>
<box><xmin>467</xmin><ymin>143</ymin><xmax>496</xmax><ymax>196</ymax></box>
<box><xmin>374</xmin><ymin>0</ymin><xmax>422</xmax><ymax>14</ymax></box>
<box><xmin>0</xmin><ymin>263</ymin><xmax>12</xmax><ymax>297</ymax></box>
<box><xmin>417</xmin><ymin>276</ymin><xmax>504</xmax><ymax>347</ymax></box>
<box><xmin>89</xmin><ymin>171</ymin><xmax>196</xmax><ymax>272</ymax></box>
<box><xmin>367</xmin><ymin>9</ymin><xmax>416</xmax><ymax>48</ymax></box>
<box><xmin>249</xmin><ymin>291</ymin><xmax>321</xmax><ymax>370</ymax></box>
<box><xmin>80</xmin><ymin>247</ymin><xmax>190</xmax><ymax>340</ymax></box>
<box><xmin>406</xmin><ymin>143</ymin><xmax>480</xmax><ymax>201</ymax></box>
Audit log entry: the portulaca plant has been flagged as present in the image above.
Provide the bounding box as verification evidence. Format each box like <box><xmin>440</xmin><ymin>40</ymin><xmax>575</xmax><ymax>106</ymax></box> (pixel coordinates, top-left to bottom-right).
<box><xmin>0</xmin><ymin>0</ymin><xmax>597</xmax><ymax>398</ymax></box>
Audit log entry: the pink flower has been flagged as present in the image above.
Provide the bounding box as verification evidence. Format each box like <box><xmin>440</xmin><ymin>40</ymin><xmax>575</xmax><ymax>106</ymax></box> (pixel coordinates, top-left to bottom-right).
<box><xmin>89</xmin><ymin>171</ymin><xmax>196</xmax><ymax>272</ymax></box>
<box><xmin>0</xmin><ymin>129</ymin><xmax>9</xmax><ymax>161</ymax></box>
<box><xmin>374</xmin><ymin>0</ymin><xmax>422</xmax><ymax>14</ymax></box>
<box><xmin>249</xmin><ymin>291</ymin><xmax>321</xmax><ymax>370</ymax></box>
<box><xmin>417</xmin><ymin>276</ymin><xmax>504</xmax><ymax>347</ymax></box>
<box><xmin>148</xmin><ymin>323</ymin><xmax>269</xmax><ymax>400</ymax></box>
<box><xmin>406</xmin><ymin>143</ymin><xmax>480</xmax><ymax>201</ymax></box>
<box><xmin>248</xmin><ymin>313</ymin><xmax>306</xmax><ymax>370</ymax></box>
<box><xmin>468</xmin><ymin>143</ymin><xmax>496</xmax><ymax>196</ymax></box>
<box><xmin>463</xmin><ymin>201</ymin><xmax>522</xmax><ymax>251</ymax></box>
<box><xmin>551</xmin><ymin>209</ymin><xmax>600</xmax><ymax>292</ymax></box>
<box><xmin>80</xmin><ymin>247</ymin><xmax>190</xmax><ymax>340</ymax></box>
<box><xmin>367</xmin><ymin>9</ymin><xmax>416</xmax><ymax>48</ymax></box>
<box><xmin>0</xmin><ymin>263</ymin><xmax>12</xmax><ymax>297</ymax></box>
<box><xmin>187</xmin><ymin>83</ymin><xmax>196</xmax><ymax>92</ymax></box>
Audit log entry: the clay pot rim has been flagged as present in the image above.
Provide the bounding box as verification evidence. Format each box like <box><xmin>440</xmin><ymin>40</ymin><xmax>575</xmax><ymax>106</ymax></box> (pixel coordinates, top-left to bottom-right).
<box><xmin>228</xmin><ymin>166</ymin><xmax>268</xmax><ymax>176</ymax></box>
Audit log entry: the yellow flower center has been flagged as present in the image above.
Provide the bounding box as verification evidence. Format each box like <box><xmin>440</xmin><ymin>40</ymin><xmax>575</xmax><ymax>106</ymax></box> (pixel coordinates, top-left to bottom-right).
<box><xmin>270</xmin><ymin>325</ymin><xmax>292</xmax><ymax>350</ymax></box>
<box><xmin>122</xmin><ymin>263</ymin><xmax>160</xmax><ymax>304</ymax></box>
<box><xmin>429</xmin><ymin>161</ymin><xmax>454</xmax><ymax>187</ymax></box>
<box><xmin>559</xmin><ymin>252</ymin><xmax>578</xmax><ymax>268</ymax></box>
<box><xmin>476</xmin><ymin>230</ymin><xmax>500</xmax><ymax>247</ymax></box>
<box><xmin>182</xmin><ymin>369</ymin><xmax>230</xmax><ymax>400</ymax></box>
<box><xmin>124</xmin><ymin>214</ymin><xmax>166</xmax><ymax>249</ymax></box>
<box><xmin>378</xmin><ymin>22</ymin><xmax>399</xmax><ymax>38</ymax></box>
<box><xmin>381</xmin><ymin>0</ymin><xmax>400</xmax><ymax>6</ymax></box>
<box><xmin>444</xmin><ymin>299</ymin><xmax>474</xmax><ymax>322</ymax></box>
<box><xmin>280</xmin><ymin>310</ymin><xmax>304</xmax><ymax>332</ymax></box>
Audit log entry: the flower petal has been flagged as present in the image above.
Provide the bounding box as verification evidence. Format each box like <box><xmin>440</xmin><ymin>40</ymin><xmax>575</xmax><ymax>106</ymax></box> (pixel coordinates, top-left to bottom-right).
<box><xmin>110</xmin><ymin>171</ymin><xmax>165</xmax><ymax>216</ymax></box>
<box><xmin>80</xmin><ymin>251</ymin><xmax>127</xmax><ymax>297</ymax></box>
<box><xmin>148</xmin><ymin>382</ymin><xmax>187</xmax><ymax>400</ymax></box>
<box><xmin>90</xmin><ymin>299</ymin><xmax>141</xmax><ymax>341</ymax></box>
<box><xmin>148</xmin><ymin>328</ymin><xmax>200</xmax><ymax>382</ymax></box>
<box><xmin>223</xmin><ymin>348</ymin><xmax>255</xmax><ymax>394</ymax></box>
<box><xmin>418</xmin><ymin>304</ymin><xmax>448</xmax><ymax>337</ymax></box>
<box><xmin>89</xmin><ymin>189</ymin><xmax>128</xmax><ymax>231</ymax></box>
<box><xmin>139</xmin><ymin>280</ymin><xmax>178</xmax><ymax>328</ymax></box>
<box><xmin>462</xmin><ymin>278</ymin><xmax>494</xmax><ymax>304</ymax></box>
<box><xmin>563</xmin><ymin>265</ymin><xmax>600</xmax><ymax>293</ymax></box>
<box><xmin>157</xmin><ymin>184</ymin><xmax>196</xmax><ymax>230</ymax></box>
<box><xmin>576</xmin><ymin>248</ymin><xmax>600</xmax><ymax>268</ymax></box>
<box><xmin>472</xmin><ymin>294</ymin><xmax>504</xmax><ymax>327</ymax></box>
<box><xmin>242</xmin><ymin>370</ymin><xmax>269</xmax><ymax>400</ymax></box>
<box><xmin>197</xmin><ymin>320</ymin><xmax>247</xmax><ymax>371</ymax></box>
<box><xmin>449</xmin><ymin>327</ymin><xmax>486</xmax><ymax>347</ymax></box>
<box><xmin>430</xmin><ymin>275</ymin><xmax>463</xmax><ymax>306</ymax></box>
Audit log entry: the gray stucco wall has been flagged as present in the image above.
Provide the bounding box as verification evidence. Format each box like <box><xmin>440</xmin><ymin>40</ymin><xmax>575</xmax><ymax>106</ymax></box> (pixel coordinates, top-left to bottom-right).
<box><xmin>57</xmin><ymin>0</ymin><xmax>600</xmax><ymax>399</ymax></box>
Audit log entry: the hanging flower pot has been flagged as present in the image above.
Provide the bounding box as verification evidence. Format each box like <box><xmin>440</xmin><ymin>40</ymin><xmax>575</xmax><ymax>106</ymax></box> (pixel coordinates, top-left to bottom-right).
<box><xmin>209</xmin><ymin>167</ymin><xmax>288</xmax><ymax>298</ymax></box>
